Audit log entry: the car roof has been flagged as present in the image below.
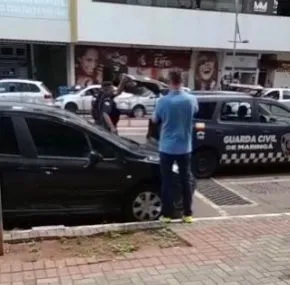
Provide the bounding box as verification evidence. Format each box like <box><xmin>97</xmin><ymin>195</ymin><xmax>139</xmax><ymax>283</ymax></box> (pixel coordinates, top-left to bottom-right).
<box><xmin>190</xmin><ymin>91</ymin><xmax>247</xmax><ymax>96</ymax></box>
<box><xmin>195</xmin><ymin>94</ymin><xmax>253</xmax><ymax>101</ymax></box>
<box><xmin>85</xmin><ymin>84</ymin><xmax>102</xmax><ymax>89</ymax></box>
<box><xmin>0</xmin><ymin>79</ymin><xmax>42</xmax><ymax>84</ymax></box>
<box><xmin>0</xmin><ymin>102</ymin><xmax>79</xmax><ymax>120</ymax></box>
<box><xmin>128</xmin><ymin>75</ymin><xmax>168</xmax><ymax>88</ymax></box>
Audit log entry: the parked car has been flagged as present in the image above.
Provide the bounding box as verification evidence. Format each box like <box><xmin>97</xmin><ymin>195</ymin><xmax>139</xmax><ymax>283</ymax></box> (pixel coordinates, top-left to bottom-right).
<box><xmin>114</xmin><ymin>75</ymin><xmax>190</xmax><ymax>118</ymax></box>
<box><xmin>0</xmin><ymin>102</ymin><xmax>182</xmax><ymax>222</ymax></box>
<box><xmin>147</xmin><ymin>94</ymin><xmax>290</xmax><ymax>178</ymax></box>
<box><xmin>190</xmin><ymin>90</ymin><xmax>247</xmax><ymax>96</ymax></box>
<box><xmin>225</xmin><ymin>83</ymin><xmax>264</xmax><ymax>96</ymax></box>
<box><xmin>262</xmin><ymin>88</ymin><xmax>290</xmax><ymax>108</ymax></box>
<box><xmin>114</xmin><ymin>76</ymin><xmax>165</xmax><ymax>118</ymax></box>
<box><xmin>53</xmin><ymin>84</ymin><xmax>102</xmax><ymax>113</ymax></box>
<box><xmin>0</xmin><ymin>79</ymin><xmax>53</xmax><ymax>105</ymax></box>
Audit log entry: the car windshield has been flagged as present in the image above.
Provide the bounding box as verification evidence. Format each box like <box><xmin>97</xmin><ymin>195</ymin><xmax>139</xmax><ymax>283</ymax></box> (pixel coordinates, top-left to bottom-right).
<box><xmin>87</xmin><ymin>121</ymin><xmax>140</xmax><ymax>150</ymax></box>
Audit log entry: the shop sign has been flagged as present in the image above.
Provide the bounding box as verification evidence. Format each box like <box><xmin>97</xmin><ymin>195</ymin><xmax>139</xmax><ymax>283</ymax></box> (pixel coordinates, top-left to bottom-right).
<box><xmin>243</xmin><ymin>0</ymin><xmax>277</xmax><ymax>14</ymax></box>
<box><xmin>0</xmin><ymin>0</ymin><xmax>69</xmax><ymax>20</ymax></box>
<box><xmin>224</xmin><ymin>55</ymin><xmax>258</xmax><ymax>69</ymax></box>
<box><xmin>223</xmin><ymin>135</ymin><xmax>277</xmax><ymax>151</ymax></box>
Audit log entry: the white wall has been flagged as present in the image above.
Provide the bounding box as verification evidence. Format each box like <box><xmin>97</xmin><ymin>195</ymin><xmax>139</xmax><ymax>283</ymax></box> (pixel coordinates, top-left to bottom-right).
<box><xmin>76</xmin><ymin>0</ymin><xmax>290</xmax><ymax>52</ymax></box>
<box><xmin>0</xmin><ymin>0</ymin><xmax>70</xmax><ymax>43</ymax></box>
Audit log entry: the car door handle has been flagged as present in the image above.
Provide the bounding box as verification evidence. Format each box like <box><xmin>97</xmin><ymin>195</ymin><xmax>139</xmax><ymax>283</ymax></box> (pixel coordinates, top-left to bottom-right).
<box><xmin>40</xmin><ymin>166</ymin><xmax>58</xmax><ymax>171</ymax></box>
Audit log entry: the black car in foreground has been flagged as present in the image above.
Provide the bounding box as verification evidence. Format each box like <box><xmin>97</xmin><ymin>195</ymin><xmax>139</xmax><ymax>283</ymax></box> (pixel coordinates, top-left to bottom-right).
<box><xmin>147</xmin><ymin>94</ymin><xmax>290</xmax><ymax>178</ymax></box>
<box><xmin>0</xmin><ymin>103</ymin><xmax>182</xmax><ymax>222</ymax></box>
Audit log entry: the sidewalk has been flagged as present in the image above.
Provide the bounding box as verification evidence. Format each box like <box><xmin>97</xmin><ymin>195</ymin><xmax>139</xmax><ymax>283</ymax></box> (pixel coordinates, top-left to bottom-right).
<box><xmin>1</xmin><ymin>215</ymin><xmax>290</xmax><ymax>285</ymax></box>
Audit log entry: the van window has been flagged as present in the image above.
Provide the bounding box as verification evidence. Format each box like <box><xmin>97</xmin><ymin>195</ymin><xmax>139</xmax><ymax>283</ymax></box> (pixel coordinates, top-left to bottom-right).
<box><xmin>264</xmin><ymin>91</ymin><xmax>279</xmax><ymax>100</ymax></box>
<box><xmin>220</xmin><ymin>101</ymin><xmax>252</xmax><ymax>122</ymax></box>
<box><xmin>283</xmin><ymin>90</ymin><xmax>290</xmax><ymax>100</ymax></box>
<box><xmin>195</xmin><ymin>102</ymin><xmax>216</xmax><ymax>120</ymax></box>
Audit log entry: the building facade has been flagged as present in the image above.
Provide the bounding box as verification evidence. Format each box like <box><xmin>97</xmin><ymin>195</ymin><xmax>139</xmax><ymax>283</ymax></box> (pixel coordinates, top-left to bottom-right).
<box><xmin>1</xmin><ymin>0</ymin><xmax>290</xmax><ymax>90</ymax></box>
<box><xmin>0</xmin><ymin>0</ymin><xmax>70</xmax><ymax>93</ymax></box>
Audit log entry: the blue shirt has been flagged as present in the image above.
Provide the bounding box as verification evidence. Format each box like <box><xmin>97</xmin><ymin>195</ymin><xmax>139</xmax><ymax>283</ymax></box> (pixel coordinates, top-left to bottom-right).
<box><xmin>152</xmin><ymin>90</ymin><xmax>198</xmax><ymax>154</ymax></box>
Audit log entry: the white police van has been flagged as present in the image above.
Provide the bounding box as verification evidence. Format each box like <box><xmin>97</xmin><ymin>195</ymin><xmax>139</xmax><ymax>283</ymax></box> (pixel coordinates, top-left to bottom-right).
<box><xmin>147</xmin><ymin>93</ymin><xmax>290</xmax><ymax>177</ymax></box>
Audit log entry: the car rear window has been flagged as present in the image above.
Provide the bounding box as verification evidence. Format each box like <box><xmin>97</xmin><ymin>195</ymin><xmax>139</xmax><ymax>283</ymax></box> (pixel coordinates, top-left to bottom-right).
<box><xmin>195</xmin><ymin>102</ymin><xmax>217</xmax><ymax>120</ymax></box>
<box><xmin>40</xmin><ymin>83</ymin><xmax>51</xmax><ymax>94</ymax></box>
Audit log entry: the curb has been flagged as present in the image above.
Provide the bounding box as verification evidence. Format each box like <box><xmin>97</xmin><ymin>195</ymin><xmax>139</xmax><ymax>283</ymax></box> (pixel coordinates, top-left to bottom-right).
<box><xmin>5</xmin><ymin>212</ymin><xmax>290</xmax><ymax>243</ymax></box>
<box><xmin>5</xmin><ymin>220</ymin><xmax>165</xmax><ymax>244</ymax></box>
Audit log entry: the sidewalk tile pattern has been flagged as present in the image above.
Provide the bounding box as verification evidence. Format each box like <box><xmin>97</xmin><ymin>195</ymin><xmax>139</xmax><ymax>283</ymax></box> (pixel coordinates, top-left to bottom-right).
<box><xmin>1</xmin><ymin>216</ymin><xmax>290</xmax><ymax>284</ymax></box>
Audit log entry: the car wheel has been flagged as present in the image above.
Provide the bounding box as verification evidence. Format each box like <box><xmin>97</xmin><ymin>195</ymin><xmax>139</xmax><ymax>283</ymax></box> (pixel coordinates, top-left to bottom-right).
<box><xmin>65</xmin><ymin>103</ymin><xmax>78</xmax><ymax>113</ymax></box>
<box><xmin>192</xmin><ymin>148</ymin><xmax>218</xmax><ymax>178</ymax></box>
<box><xmin>125</xmin><ymin>187</ymin><xmax>162</xmax><ymax>221</ymax></box>
<box><xmin>132</xmin><ymin>106</ymin><xmax>145</xmax><ymax>118</ymax></box>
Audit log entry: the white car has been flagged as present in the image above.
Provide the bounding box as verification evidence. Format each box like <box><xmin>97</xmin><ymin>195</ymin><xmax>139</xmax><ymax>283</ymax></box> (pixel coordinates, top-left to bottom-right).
<box><xmin>54</xmin><ymin>85</ymin><xmax>102</xmax><ymax>113</ymax></box>
<box><xmin>0</xmin><ymin>79</ymin><xmax>53</xmax><ymax>105</ymax></box>
<box><xmin>262</xmin><ymin>88</ymin><xmax>290</xmax><ymax>108</ymax></box>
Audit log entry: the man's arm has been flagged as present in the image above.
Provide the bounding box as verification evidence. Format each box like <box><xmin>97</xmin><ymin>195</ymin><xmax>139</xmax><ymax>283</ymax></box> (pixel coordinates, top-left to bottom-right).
<box><xmin>192</xmin><ymin>95</ymin><xmax>199</xmax><ymax>115</ymax></box>
<box><xmin>152</xmin><ymin>99</ymin><xmax>163</xmax><ymax>124</ymax></box>
<box><xmin>115</xmin><ymin>74</ymin><xmax>133</xmax><ymax>96</ymax></box>
<box><xmin>103</xmin><ymin>99</ymin><xmax>117</xmax><ymax>133</ymax></box>
<box><xmin>103</xmin><ymin>113</ymin><xmax>117</xmax><ymax>133</ymax></box>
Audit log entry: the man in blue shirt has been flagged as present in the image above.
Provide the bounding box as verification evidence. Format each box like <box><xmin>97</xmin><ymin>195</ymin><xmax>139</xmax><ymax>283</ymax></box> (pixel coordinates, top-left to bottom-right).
<box><xmin>152</xmin><ymin>70</ymin><xmax>198</xmax><ymax>223</ymax></box>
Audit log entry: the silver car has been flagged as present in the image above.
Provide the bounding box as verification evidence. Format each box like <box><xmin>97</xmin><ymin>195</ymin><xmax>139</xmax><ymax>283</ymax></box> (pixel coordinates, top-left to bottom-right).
<box><xmin>114</xmin><ymin>75</ymin><xmax>166</xmax><ymax>118</ymax></box>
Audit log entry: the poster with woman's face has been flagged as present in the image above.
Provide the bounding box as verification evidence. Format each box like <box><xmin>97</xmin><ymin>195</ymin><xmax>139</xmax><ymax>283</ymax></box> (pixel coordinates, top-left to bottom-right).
<box><xmin>75</xmin><ymin>46</ymin><xmax>191</xmax><ymax>87</ymax></box>
<box><xmin>194</xmin><ymin>51</ymin><xmax>218</xmax><ymax>90</ymax></box>
<box><xmin>75</xmin><ymin>47</ymin><xmax>100</xmax><ymax>87</ymax></box>
<box><xmin>75</xmin><ymin>46</ymin><xmax>130</xmax><ymax>87</ymax></box>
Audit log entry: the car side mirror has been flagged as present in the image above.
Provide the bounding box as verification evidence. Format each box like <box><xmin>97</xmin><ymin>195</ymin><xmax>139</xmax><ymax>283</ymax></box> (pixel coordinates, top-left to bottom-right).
<box><xmin>84</xmin><ymin>151</ymin><xmax>103</xmax><ymax>169</ymax></box>
<box><xmin>269</xmin><ymin>117</ymin><xmax>277</xmax><ymax>123</ymax></box>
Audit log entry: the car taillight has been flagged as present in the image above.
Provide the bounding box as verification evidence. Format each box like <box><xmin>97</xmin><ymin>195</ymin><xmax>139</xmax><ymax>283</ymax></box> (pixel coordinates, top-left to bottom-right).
<box><xmin>44</xmin><ymin>94</ymin><xmax>52</xmax><ymax>100</ymax></box>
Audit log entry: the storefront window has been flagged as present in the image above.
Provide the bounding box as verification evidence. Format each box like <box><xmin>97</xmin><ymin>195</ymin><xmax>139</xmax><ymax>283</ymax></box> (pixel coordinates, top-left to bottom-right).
<box><xmin>92</xmin><ymin>0</ymin><xmax>290</xmax><ymax>15</ymax></box>
<box><xmin>92</xmin><ymin>0</ymin><xmax>242</xmax><ymax>12</ymax></box>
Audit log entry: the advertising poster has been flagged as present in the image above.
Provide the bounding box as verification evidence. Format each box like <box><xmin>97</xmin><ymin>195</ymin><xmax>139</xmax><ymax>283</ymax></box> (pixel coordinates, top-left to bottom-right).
<box><xmin>194</xmin><ymin>51</ymin><xmax>218</xmax><ymax>90</ymax></box>
<box><xmin>74</xmin><ymin>46</ymin><xmax>191</xmax><ymax>87</ymax></box>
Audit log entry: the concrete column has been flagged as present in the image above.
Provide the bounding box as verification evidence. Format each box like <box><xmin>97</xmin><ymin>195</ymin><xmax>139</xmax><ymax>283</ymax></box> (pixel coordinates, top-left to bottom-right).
<box><xmin>30</xmin><ymin>44</ymin><xmax>36</xmax><ymax>80</ymax></box>
<box><xmin>66</xmin><ymin>43</ymin><xmax>75</xmax><ymax>86</ymax></box>
<box><xmin>188</xmin><ymin>49</ymin><xmax>195</xmax><ymax>89</ymax></box>
<box><xmin>255</xmin><ymin>53</ymin><xmax>261</xmax><ymax>85</ymax></box>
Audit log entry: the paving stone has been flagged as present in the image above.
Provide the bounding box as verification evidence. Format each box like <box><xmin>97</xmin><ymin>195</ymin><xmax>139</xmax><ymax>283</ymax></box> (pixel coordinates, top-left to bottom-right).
<box><xmin>2</xmin><ymin>216</ymin><xmax>290</xmax><ymax>285</ymax></box>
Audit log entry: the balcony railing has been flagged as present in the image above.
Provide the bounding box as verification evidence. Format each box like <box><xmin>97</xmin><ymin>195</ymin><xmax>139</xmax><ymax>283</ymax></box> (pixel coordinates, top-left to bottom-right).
<box><xmin>92</xmin><ymin>0</ymin><xmax>282</xmax><ymax>15</ymax></box>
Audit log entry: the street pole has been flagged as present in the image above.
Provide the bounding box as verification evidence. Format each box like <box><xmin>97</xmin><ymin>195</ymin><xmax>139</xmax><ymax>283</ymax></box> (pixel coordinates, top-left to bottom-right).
<box><xmin>232</xmin><ymin>0</ymin><xmax>239</xmax><ymax>78</ymax></box>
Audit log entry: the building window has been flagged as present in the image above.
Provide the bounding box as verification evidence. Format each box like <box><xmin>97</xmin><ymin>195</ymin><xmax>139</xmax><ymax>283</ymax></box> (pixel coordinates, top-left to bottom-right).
<box><xmin>91</xmin><ymin>0</ymin><xmax>245</xmax><ymax>12</ymax></box>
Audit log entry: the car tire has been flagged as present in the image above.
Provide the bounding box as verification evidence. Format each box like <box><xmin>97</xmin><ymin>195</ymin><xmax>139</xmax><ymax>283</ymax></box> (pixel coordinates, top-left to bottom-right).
<box><xmin>65</xmin><ymin>103</ymin><xmax>78</xmax><ymax>113</ymax></box>
<box><xmin>124</xmin><ymin>183</ymin><xmax>182</xmax><ymax>222</ymax></box>
<box><xmin>125</xmin><ymin>186</ymin><xmax>162</xmax><ymax>222</ymax></box>
<box><xmin>132</xmin><ymin>106</ymin><xmax>145</xmax><ymax>118</ymax></box>
<box><xmin>192</xmin><ymin>148</ymin><xmax>218</xmax><ymax>178</ymax></box>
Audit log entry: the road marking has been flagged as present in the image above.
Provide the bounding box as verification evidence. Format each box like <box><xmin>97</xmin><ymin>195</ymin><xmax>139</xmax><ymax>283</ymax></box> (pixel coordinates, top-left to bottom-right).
<box><xmin>195</xmin><ymin>191</ymin><xmax>228</xmax><ymax>216</ymax></box>
<box><xmin>225</xmin><ymin>177</ymin><xmax>290</xmax><ymax>185</ymax></box>
<box><xmin>190</xmin><ymin>212</ymin><xmax>290</xmax><ymax>222</ymax></box>
<box><xmin>212</xmin><ymin>178</ymin><xmax>257</xmax><ymax>206</ymax></box>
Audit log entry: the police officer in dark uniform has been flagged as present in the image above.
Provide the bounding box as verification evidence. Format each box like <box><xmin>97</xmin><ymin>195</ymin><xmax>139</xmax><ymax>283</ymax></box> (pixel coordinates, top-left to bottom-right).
<box><xmin>91</xmin><ymin>81</ymin><xmax>120</xmax><ymax>133</ymax></box>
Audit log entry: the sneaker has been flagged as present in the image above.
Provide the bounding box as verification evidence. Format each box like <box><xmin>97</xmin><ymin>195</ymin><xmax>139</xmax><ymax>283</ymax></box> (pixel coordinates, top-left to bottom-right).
<box><xmin>182</xmin><ymin>216</ymin><xmax>194</xmax><ymax>224</ymax></box>
<box><xmin>159</xmin><ymin>216</ymin><xmax>172</xmax><ymax>223</ymax></box>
